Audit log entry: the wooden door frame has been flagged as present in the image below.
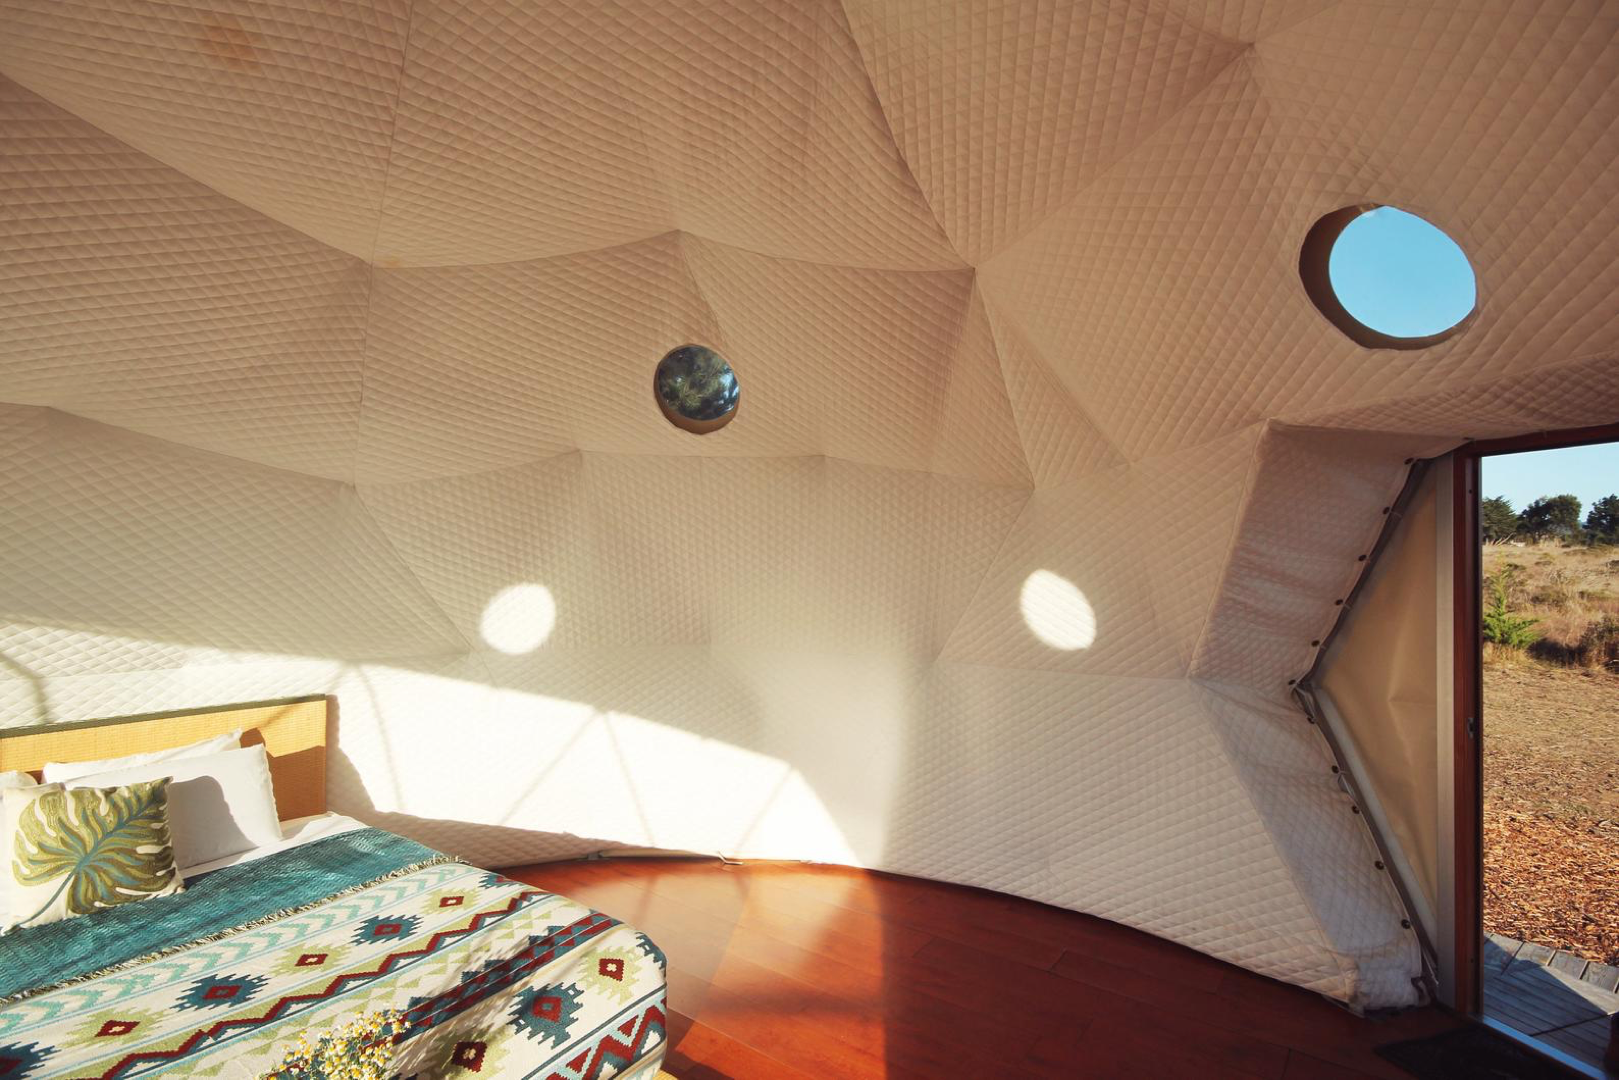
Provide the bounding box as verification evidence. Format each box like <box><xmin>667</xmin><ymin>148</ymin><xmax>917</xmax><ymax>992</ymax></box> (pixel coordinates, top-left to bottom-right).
<box><xmin>1448</xmin><ymin>423</ymin><xmax>1617</xmax><ymax>1013</ymax></box>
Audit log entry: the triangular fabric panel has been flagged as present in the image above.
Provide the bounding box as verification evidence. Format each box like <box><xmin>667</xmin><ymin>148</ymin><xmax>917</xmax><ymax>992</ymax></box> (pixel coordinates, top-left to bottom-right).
<box><xmin>0</xmin><ymin>0</ymin><xmax>1613</xmax><ymax>1013</ymax></box>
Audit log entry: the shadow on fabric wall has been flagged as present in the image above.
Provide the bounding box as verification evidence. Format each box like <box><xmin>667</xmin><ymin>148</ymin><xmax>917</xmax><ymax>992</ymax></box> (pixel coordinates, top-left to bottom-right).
<box><xmin>0</xmin><ymin>650</ymin><xmax>51</xmax><ymax>728</ymax></box>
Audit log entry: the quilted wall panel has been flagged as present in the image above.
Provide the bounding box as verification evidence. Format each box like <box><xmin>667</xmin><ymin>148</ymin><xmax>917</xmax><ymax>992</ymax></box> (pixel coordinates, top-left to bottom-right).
<box><xmin>0</xmin><ymin>77</ymin><xmax>370</xmax><ymax>480</ymax></box>
<box><xmin>0</xmin><ymin>0</ymin><xmax>411</xmax><ymax>258</ymax></box>
<box><xmin>372</xmin><ymin>0</ymin><xmax>960</xmax><ymax>269</ymax></box>
<box><xmin>0</xmin><ymin>407</ymin><xmax>464</xmax><ymax>669</ymax></box>
<box><xmin>0</xmin><ymin>0</ymin><xmax>1614</xmax><ymax>1012</ymax></box>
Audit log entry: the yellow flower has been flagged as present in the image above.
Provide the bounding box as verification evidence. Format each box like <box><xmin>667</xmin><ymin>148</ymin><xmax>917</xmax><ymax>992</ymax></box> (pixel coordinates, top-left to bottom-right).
<box><xmin>261</xmin><ymin>1009</ymin><xmax>403</xmax><ymax>1080</ymax></box>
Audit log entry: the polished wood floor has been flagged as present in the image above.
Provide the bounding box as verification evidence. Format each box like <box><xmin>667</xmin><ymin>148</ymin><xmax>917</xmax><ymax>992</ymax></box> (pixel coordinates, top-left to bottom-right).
<box><xmin>509</xmin><ymin>857</ymin><xmax>1463</xmax><ymax>1079</ymax></box>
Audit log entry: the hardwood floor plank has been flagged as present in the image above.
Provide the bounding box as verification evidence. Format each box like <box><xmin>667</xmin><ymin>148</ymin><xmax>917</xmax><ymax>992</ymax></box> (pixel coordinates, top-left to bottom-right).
<box><xmin>1213</xmin><ymin>966</ymin><xmax>1457</xmax><ymax>1080</ymax></box>
<box><xmin>856</xmin><ymin>878</ymin><xmax>1069</xmax><ymax>968</ymax></box>
<box><xmin>664</xmin><ymin>1011</ymin><xmax>819</xmax><ymax>1080</ymax></box>
<box><xmin>1282</xmin><ymin>1050</ymin><xmax>1382</xmax><ymax>1079</ymax></box>
<box><xmin>507</xmin><ymin>858</ymin><xmax>1464</xmax><ymax>1078</ymax></box>
<box><xmin>670</xmin><ymin>973</ymin><xmax>890</xmax><ymax>1078</ymax></box>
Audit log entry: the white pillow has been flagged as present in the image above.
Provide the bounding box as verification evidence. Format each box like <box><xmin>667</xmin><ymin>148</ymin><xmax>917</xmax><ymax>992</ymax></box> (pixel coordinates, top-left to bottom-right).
<box><xmin>0</xmin><ymin>771</ymin><xmax>39</xmax><ymax>915</ymax></box>
<box><xmin>42</xmin><ymin>729</ymin><xmax>241</xmax><ymax>784</ymax></box>
<box><xmin>65</xmin><ymin>744</ymin><xmax>282</xmax><ymax>871</ymax></box>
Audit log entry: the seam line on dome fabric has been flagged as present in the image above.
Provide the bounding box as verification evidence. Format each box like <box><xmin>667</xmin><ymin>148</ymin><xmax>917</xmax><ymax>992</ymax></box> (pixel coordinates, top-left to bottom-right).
<box><xmin>1244</xmin><ymin>0</ymin><xmax>1359</xmax><ymax>46</ymax></box>
<box><xmin>354</xmin><ymin>262</ymin><xmax>378</xmax><ymax>485</ymax></box>
<box><xmin>578</xmin><ymin>448</ymin><xmax>1038</xmax><ymax>493</ymax></box>
<box><xmin>0</xmin><ymin>68</ymin><xmax>374</xmax><ymax>265</ymax></box>
<box><xmin>597</xmin><ymin>712</ymin><xmax>660</xmax><ymax>846</ymax></box>
<box><xmin>669</xmin><ymin>229</ymin><xmax>969</xmax><ymax>275</ymax></box>
<box><xmin>831</xmin><ymin>0</ymin><xmax>962</xmax><ymax>265</ymax></box>
<box><xmin>916</xmin><ymin>276</ymin><xmax>1034</xmax><ymax>489</ymax></box>
<box><xmin>352</xmin><ymin>448</ymin><xmax>1038</xmax><ymax>494</ymax></box>
<box><xmin>22</xmin><ymin>405</ymin><xmax>356</xmax><ymax>487</ymax></box>
<box><xmin>976</xmin><ymin>289</ymin><xmax>1044</xmax><ymax>488</ymax></box>
<box><xmin>360</xmin><ymin>226</ymin><xmax>971</xmax><ymax>273</ymax></box>
<box><xmin>352</xmin><ymin>485</ymin><xmax>475</xmax><ymax>657</ymax></box>
<box><xmin>1182</xmin><ymin>420</ymin><xmax>1270</xmax><ymax>676</ymax></box>
<box><xmin>981</xmin><ymin>292</ymin><xmax>1128</xmax><ymax>482</ymax></box>
<box><xmin>1194</xmin><ymin>682</ymin><xmax>1370</xmax><ymax>999</ymax></box>
<box><xmin>355</xmin><ymin>446</ymin><xmax>586</xmax><ymax>490</ymax></box>
<box><xmin>1278</xmin><ymin>350</ymin><xmax>1620</xmax><ymax>433</ymax></box>
<box><xmin>364</xmin><ymin>0</ymin><xmax>418</xmax><ymax>267</ymax></box>
<box><xmin>979</xmin><ymin>46</ymin><xmax>1254</xmax><ymax>269</ymax></box>
<box><xmin>668</xmin><ymin>234</ymin><xmax>732</xmax><ymax>393</ymax></box>
<box><xmin>1188</xmin><ymin>677</ymin><xmax>1367</xmax><ymax>1003</ymax></box>
<box><xmin>928</xmin><ymin>657</ymin><xmax>1204</xmax><ymax>685</ymax></box>
<box><xmin>931</xmin><ymin>491</ymin><xmax>1034</xmax><ymax>663</ymax></box>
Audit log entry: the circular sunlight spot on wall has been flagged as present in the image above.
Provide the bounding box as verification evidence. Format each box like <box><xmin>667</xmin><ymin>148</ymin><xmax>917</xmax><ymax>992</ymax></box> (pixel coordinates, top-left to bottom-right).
<box><xmin>1020</xmin><ymin>570</ymin><xmax>1097</xmax><ymax>651</ymax></box>
<box><xmin>479</xmin><ymin>584</ymin><xmax>557</xmax><ymax>654</ymax></box>
<box><xmin>1301</xmin><ymin>205</ymin><xmax>1476</xmax><ymax>350</ymax></box>
<box><xmin>654</xmin><ymin>344</ymin><xmax>740</xmax><ymax>433</ymax></box>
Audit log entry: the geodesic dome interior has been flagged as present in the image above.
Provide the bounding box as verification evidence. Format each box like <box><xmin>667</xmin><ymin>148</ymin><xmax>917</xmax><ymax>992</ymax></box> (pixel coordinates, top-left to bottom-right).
<box><xmin>1</xmin><ymin>0</ymin><xmax>1615</xmax><ymax>1010</ymax></box>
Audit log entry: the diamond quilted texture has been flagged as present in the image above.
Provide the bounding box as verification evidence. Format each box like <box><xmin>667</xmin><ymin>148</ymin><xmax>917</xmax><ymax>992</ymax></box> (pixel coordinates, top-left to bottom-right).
<box><xmin>1250</xmin><ymin>0</ymin><xmax>1619</xmax><ymax>390</ymax></box>
<box><xmin>983</xmin><ymin>293</ymin><xmax>1124</xmax><ymax>488</ymax></box>
<box><xmin>1159</xmin><ymin>0</ymin><xmax>1340</xmax><ymax>43</ymax></box>
<box><xmin>1290</xmin><ymin>353</ymin><xmax>1620</xmax><ymax>439</ymax></box>
<box><xmin>0</xmin><ymin>77</ymin><xmax>370</xmax><ymax>480</ymax></box>
<box><xmin>888</xmin><ymin>665</ymin><xmax>1364</xmax><ymax>998</ymax></box>
<box><xmin>373</xmin><ymin>0</ymin><xmax>958</xmax><ymax>269</ymax></box>
<box><xmin>357</xmin><ymin>454</ymin><xmax>595</xmax><ymax>651</ymax></box>
<box><xmin>982</xmin><ymin>13</ymin><xmax>1617</xmax><ymax>460</ymax></box>
<box><xmin>0</xmin><ymin>0</ymin><xmax>1613</xmax><ymax>1013</ymax></box>
<box><xmin>1193</xmin><ymin>679</ymin><xmax>1422</xmax><ymax>1008</ymax></box>
<box><xmin>0</xmin><ymin>0</ymin><xmax>410</xmax><ymax>258</ymax></box>
<box><xmin>941</xmin><ymin>427</ymin><xmax>1257</xmax><ymax>677</ymax></box>
<box><xmin>356</xmin><ymin>233</ymin><xmax>727</xmax><ymax>484</ymax></box>
<box><xmin>1191</xmin><ymin>424</ymin><xmax>1452</xmax><ymax>687</ymax></box>
<box><xmin>680</xmin><ymin>236</ymin><xmax>1032</xmax><ymax>484</ymax></box>
<box><xmin>842</xmin><ymin>0</ymin><xmax>1243</xmax><ymax>263</ymax></box>
<box><xmin>0</xmin><ymin>410</ymin><xmax>463</xmax><ymax>669</ymax></box>
<box><xmin>942</xmin><ymin>463</ymin><xmax>1180</xmax><ymax>677</ymax></box>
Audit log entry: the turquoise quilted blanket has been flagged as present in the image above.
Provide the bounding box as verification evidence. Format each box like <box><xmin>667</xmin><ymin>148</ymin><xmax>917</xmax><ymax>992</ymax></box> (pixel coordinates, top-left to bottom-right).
<box><xmin>0</xmin><ymin>829</ymin><xmax>443</xmax><ymax>1003</ymax></box>
<box><xmin>0</xmin><ymin>828</ymin><xmax>668</xmax><ymax>1079</ymax></box>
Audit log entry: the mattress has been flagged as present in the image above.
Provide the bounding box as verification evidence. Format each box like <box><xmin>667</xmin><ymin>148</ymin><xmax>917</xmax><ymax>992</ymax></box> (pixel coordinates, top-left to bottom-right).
<box><xmin>0</xmin><ymin>827</ymin><xmax>667</xmax><ymax>1078</ymax></box>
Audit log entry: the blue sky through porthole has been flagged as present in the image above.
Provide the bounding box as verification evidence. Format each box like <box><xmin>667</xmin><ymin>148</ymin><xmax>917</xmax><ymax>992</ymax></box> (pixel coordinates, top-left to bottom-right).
<box><xmin>1328</xmin><ymin>207</ymin><xmax>1476</xmax><ymax>338</ymax></box>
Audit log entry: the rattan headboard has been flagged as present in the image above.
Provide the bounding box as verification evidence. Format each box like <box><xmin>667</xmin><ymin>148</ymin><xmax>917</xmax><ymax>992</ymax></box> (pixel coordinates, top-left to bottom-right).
<box><xmin>0</xmin><ymin>696</ymin><xmax>328</xmax><ymax>819</ymax></box>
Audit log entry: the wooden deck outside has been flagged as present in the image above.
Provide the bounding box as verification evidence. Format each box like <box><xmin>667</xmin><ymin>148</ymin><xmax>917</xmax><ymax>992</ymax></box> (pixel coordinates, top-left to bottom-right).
<box><xmin>510</xmin><ymin>856</ymin><xmax>1467</xmax><ymax>1079</ymax></box>
<box><xmin>1484</xmin><ymin>933</ymin><xmax>1618</xmax><ymax>1071</ymax></box>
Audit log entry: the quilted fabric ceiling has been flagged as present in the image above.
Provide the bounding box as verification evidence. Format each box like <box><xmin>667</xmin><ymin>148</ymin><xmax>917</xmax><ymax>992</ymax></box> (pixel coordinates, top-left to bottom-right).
<box><xmin>0</xmin><ymin>0</ymin><xmax>1614</xmax><ymax>1010</ymax></box>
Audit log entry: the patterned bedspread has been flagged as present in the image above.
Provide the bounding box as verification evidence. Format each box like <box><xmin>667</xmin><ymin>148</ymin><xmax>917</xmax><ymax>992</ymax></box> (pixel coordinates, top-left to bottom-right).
<box><xmin>0</xmin><ymin>829</ymin><xmax>667</xmax><ymax>1079</ymax></box>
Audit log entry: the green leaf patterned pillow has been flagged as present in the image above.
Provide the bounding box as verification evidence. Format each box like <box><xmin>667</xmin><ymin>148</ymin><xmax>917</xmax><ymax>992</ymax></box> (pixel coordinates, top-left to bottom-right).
<box><xmin>2</xmin><ymin>778</ymin><xmax>183</xmax><ymax>932</ymax></box>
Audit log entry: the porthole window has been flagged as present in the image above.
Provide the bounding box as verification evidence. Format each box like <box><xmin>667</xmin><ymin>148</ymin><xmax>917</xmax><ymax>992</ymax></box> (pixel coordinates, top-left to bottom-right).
<box><xmin>1300</xmin><ymin>205</ymin><xmax>1477</xmax><ymax>349</ymax></box>
<box><xmin>654</xmin><ymin>344</ymin><xmax>739</xmax><ymax>433</ymax></box>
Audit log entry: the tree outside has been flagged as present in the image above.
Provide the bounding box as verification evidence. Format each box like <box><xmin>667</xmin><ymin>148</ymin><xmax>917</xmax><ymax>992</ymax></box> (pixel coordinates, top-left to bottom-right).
<box><xmin>1483</xmin><ymin>496</ymin><xmax>1520</xmax><ymax>543</ymax></box>
<box><xmin>1517</xmin><ymin>493</ymin><xmax>1585</xmax><ymax>542</ymax></box>
<box><xmin>1585</xmin><ymin>494</ymin><xmax>1618</xmax><ymax>546</ymax></box>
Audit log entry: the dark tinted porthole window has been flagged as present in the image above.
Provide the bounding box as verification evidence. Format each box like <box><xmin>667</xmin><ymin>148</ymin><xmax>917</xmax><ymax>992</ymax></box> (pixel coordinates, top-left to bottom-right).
<box><xmin>654</xmin><ymin>344</ymin><xmax>739</xmax><ymax>433</ymax></box>
<box><xmin>1300</xmin><ymin>205</ymin><xmax>1477</xmax><ymax>349</ymax></box>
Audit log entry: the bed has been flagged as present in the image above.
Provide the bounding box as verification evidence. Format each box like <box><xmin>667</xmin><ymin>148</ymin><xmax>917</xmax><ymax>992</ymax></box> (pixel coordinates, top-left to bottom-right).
<box><xmin>0</xmin><ymin>698</ymin><xmax>668</xmax><ymax>1079</ymax></box>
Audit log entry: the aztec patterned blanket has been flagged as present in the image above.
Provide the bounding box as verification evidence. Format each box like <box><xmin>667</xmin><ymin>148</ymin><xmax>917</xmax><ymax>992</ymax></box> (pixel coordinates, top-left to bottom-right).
<box><xmin>0</xmin><ymin>829</ymin><xmax>667</xmax><ymax>1079</ymax></box>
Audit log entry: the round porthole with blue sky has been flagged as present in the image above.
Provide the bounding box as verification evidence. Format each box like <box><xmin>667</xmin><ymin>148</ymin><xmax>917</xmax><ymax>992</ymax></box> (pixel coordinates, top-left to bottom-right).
<box><xmin>1300</xmin><ymin>205</ymin><xmax>1477</xmax><ymax>349</ymax></box>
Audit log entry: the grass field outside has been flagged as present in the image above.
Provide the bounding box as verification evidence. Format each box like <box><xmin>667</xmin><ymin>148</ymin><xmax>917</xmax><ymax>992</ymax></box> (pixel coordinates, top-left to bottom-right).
<box><xmin>1482</xmin><ymin>540</ymin><xmax>1618</xmax><ymax>964</ymax></box>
